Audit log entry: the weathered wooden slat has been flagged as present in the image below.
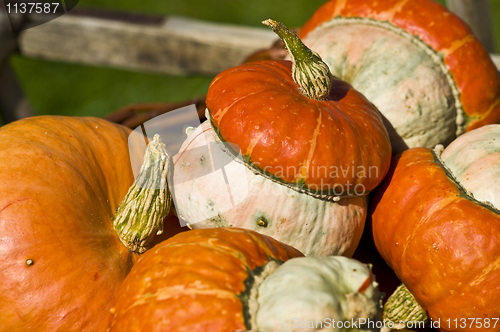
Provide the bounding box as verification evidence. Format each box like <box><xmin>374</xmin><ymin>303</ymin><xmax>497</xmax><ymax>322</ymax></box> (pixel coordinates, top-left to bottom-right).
<box><xmin>12</xmin><ymin>6</ymin><xmax>500</xmax><ymax>79</ymax></box>
<box><xmin>447</xmin><ymin>0</ymin><xmax>494</xmax><ymax>53</ymax></box>
<box><xmin>490</xmin><ymin>53</ymin><xmax>500</xmax><ymax>71</ymax></box>
<box><xmin>18</xmin><ymin>10</ymin><xmax>277</xmax><ymax>76</ymax></box>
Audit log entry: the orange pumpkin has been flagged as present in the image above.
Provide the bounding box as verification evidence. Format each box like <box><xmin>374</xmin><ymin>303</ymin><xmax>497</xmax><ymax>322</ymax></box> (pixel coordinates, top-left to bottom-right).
<box><xmin>371</xmin><ymin>125</ymin><xmax>500</xmax><ymax>331</ymax></box>
<box><xmin>0</xmin><ymin>116</ymin><xmax>170</xmax><ymax>331</ymax></box>
<box><xmin>298</xmin><ymin>0</ymin><xmax>500</xmax><ymax>153</ymax></box>
<box><xmin>108</xmin><ymin>228</ymin><xmax>383</xmax><ymax>331</ymax></box>
<box><xmin>108</xmin><ymin>227</ymin><xmax>303</xmax><ymax>331</ymax></box>
<box><xmin>206</xmin><ymin>21</ymin><xmax>391</xmax><ymax>198</ymax></box>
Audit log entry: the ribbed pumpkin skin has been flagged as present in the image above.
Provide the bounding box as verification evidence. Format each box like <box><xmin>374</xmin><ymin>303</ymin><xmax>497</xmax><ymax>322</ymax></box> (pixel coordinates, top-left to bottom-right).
<box><xmin>298</xmin><ymin>0</ymin><xmax>500</xmax><ymax>152</ymax></box>
<box><xmin>371</xmin><ymin>147</ymin><xmax>500</xmax><ymax>331</ymax></box>
<box><xmin>0</xmin><ymin>116</ymin><xmax>136</xmax><ymax>331</ymax></box>
<box><xmin>206</xmin><ymin>60</ymin><xmax>391</xmax><ymax>196</ymax></box>
<box><xmin>108</xmin><ymin>228</ymin><xmax>303</xmax><ymax>332</ymax></box>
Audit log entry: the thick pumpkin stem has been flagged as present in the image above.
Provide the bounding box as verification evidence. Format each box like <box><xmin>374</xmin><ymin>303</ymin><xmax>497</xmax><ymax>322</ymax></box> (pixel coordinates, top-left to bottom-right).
<box><xmin>383</xmin><ymin>284</ymin><xmax>428</xmax><ymax>329</ymax></box>
<box><xmin>113</xmin><ymin>134</ymin><xmax>172</xmax><ymax>254</ymax></box>
<box><xmin>262</xmin><ymin>19</ymin><xmax>333</xmax><ymax>100</ymax></box>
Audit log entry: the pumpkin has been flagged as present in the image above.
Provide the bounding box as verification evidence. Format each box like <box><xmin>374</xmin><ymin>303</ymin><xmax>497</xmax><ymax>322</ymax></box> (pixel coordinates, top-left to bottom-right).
<box><xmin>173</xmin><ymin>121</ymin><xmax>367</xmax><ymax>257</ymax></box>
<box><xmin>171</xmin><ymin>20</ymin><xmax>391</xmax><ymax>256</ymax></box>
<box><xmin>255</xmin><ymin>255</ymin><xmax>382</xmax><ymax>331</ymax></box>
<box><xmin>371</xmin><ymin>124</ymin><xmax>500</xmax><ymax>330</ymax></box>
<box><xmin>0</xmin><ymin>116</ymin><xmax>170</xmax><ymax>331</ymax></box>
<box><xmin>298</xmin><ymin>0</ymin><xmax>500</xmax><ymax>153</ymax></box>
<box><xmin>108</xmin><ymin>227</ymin><xmax>382</xmax><ymax>331</ymax></box>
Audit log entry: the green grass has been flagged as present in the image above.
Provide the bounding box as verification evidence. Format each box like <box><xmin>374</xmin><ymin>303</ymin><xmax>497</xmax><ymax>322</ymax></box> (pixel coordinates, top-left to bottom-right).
<box><xmin>491</xmin><ymin>0</ymin><xmax>500</xmax><ymax>53</ymax></box>
<box><xmin>6</xmin><ymin>0</ymin><xmax>500</xmax><ymax>123</ymax></box>
<box><xmin>75</xmin><ymin>0</ymin><xmax>327</xmax><ymax>28</ymax></box>
<box><xmin>10</xmin><ymin>55</ymin><xmax>211</xmax><ymax>118</ymax></box>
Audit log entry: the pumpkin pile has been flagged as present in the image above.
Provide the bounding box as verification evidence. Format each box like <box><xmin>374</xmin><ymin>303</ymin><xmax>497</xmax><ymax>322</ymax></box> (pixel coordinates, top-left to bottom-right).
<box><xmin>108</xmin><ymin>228</ymin><xmax>382</xmax><ymax>331</ymax></box>
<box><xmin>2</xmin><ymin>0</ymin><xmax>500</xmax><ymax>331</ymax></box>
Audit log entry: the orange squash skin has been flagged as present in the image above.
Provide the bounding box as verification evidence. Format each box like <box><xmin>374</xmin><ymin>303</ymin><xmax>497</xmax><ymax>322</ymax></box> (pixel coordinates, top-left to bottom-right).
<box><xmin>206</xmin><ymin>60</ymin><xmax>391</xmax><ymax>195</ymax></box>
<box><xmin>371</xmin><ymin>148</ymin><xmax>500</xmax><ymax>331</ymax></box>
<box><xmin>0</xmin><ymin>116</ymin><xmax>137</xmax><ymax>331</ymax></box>
<box><xmin>299</xmin><ymin>0</ymin><xmax>500</xmax><ymax>131</ymax></box>
<box><xmin>108</xmin><ymin>228</ymin><xmax>303</xmax><ymax>332</ymax></box>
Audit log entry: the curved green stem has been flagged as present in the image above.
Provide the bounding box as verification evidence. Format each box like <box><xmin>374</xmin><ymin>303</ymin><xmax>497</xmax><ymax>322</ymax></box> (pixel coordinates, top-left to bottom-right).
<box><xmin>113</xmin><ymin>134</ymin><xmax>172</xmax><ymax>254</ymax></box>
<box><xmin>383</xmin><ymin>283</ymin><xmax>428</xmax><ymax>330</ymax></box>
<box><xmin>262</xmin><ymin>19</ymin><xmax>333</xmax><ymax>100</ymax></box>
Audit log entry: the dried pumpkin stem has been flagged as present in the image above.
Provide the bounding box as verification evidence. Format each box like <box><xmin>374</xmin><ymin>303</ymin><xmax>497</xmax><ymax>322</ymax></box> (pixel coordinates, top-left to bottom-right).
<box><xmin>383</xmin><ymin>283</ymin><xmax>428</xmax><ymax>329</ymax></box>
<box><xmin>113</xmin><ymin>134</ymin><xmax>172</xmax><ymax>254</ymax></box>
<box><xmin>262</xmin><ymin>19</ymin><xmax>333</xmax><ymax>100</ymax></box>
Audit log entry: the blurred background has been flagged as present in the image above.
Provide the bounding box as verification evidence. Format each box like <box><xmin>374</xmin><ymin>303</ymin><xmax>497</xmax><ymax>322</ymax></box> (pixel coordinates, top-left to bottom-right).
<box><xmin>3</xmin><ymin>0</ymin><xmax>500</xmax><ymax>125</ymax></box>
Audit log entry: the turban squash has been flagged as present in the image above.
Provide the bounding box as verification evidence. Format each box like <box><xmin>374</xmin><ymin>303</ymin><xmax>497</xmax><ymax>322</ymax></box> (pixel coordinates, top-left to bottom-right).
<box><xmin>371</xmin><ymin>125</ymin><xmax>500</xmax><ymax>331</ymax></box>
<box><xmin>108</xmin><ymin>228</ymin><xmax>382</xmax><ymax>331</ymax></box>
<box><xmin>298</xmin><ymin>0</ymin><xmax>500</xmax><ymax>153</ymax></box>
<box><xmin>0</xmin><ymin>116</ymin><xmax>170</xmax><ymax>331</ymax></box>
<box><xmin>172</xmin><ymin>20</ymin><xmax>391</xmax><ymax>256</ymax></box>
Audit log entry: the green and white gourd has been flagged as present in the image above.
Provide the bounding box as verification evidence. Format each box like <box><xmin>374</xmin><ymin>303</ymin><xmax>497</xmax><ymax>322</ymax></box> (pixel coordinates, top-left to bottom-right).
<box><xmin>301</xmin><ymin>20</ymin><xmax>459</xmax><ymax>153</ymax></box>
<box><xmin>438</xmin><ymin>124</ymin><xmax>500</xmax><ymax>210</ymax></box>
<box><xmin>255</xmin><ymin>256</ymin><xmax>382</xmax><ymax>332</ymax></box>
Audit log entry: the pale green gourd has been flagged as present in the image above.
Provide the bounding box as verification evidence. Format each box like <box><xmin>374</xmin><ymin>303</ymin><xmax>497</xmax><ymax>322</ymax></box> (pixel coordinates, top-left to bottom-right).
<box><xmin>256</xmin><ymin>256</ymin><xmax>382</xmax><ymax>331</ymax></box>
